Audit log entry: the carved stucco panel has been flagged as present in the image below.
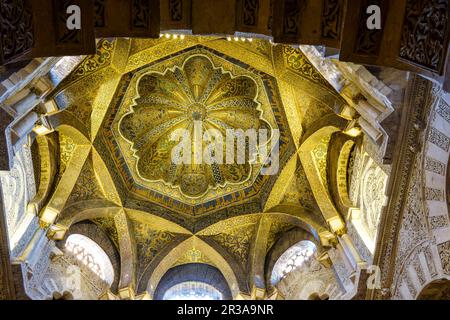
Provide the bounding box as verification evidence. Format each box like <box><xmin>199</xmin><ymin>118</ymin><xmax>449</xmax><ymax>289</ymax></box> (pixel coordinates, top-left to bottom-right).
<box><xmin>394</xmin><ymin>141</ymin><xmax>429</xmax><ymax>285</ymax></box>
<box><xmin>0</xmin><ymin>144</ymin><xmax>36</xmax><ymax>241</ymax></box>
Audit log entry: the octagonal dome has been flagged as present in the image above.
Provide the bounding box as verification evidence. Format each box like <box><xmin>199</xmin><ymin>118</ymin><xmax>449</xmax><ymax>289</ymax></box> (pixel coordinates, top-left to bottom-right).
<box><xmin>109</xmin><ymin>47</ymin><xmax>284</xmax><ymax>206</ymax></box>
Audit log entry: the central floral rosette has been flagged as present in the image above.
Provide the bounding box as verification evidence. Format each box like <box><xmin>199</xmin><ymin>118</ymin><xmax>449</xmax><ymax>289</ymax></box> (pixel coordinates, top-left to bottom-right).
<box><xmin>119</xmin><ymin>55</ymin><xmax>272</xmax><ymax>198</ymax></box>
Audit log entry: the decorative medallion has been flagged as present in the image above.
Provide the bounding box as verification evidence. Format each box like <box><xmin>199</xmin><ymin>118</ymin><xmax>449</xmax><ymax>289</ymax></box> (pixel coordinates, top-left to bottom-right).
<box><xmin>105</xmin><ymin>46</ymin><xmax>291</xmax><ymax>211</ymax></box>
<box><xmin>118</xmin><ymin>55</ymin><xmax>272</xmax><ymax>198</ymax></box>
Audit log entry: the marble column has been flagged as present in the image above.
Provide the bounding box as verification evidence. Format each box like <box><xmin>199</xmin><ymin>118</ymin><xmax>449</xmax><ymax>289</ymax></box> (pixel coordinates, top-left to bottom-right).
<box><xmin>339</xmin><ymin>233</ymin><xmax>367</xmax><ymax>271</ymax></box>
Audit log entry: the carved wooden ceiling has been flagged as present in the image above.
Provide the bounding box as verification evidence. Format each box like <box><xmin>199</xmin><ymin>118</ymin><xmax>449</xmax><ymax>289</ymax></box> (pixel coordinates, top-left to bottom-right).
<box><xmin>1</xmin><ymin>0</ymin><xmax>448</xmax><ymax>90</ymax></box>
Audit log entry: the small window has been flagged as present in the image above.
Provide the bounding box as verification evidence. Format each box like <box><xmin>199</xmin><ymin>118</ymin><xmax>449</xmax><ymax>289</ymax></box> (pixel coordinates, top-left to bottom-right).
<box><xmin>65</xmin><ymin>234</ymin><xmax>114</xmax><ymax>285</ymax></box>
<box><xmin>271</xmin><ymin>240</ymin><xmax>316</xmax><ymax>285</ymax></box>
<box><xmin>163</xmin><ymin>282</ymin><xmax>223</xmax><ymax>300</ymax></box>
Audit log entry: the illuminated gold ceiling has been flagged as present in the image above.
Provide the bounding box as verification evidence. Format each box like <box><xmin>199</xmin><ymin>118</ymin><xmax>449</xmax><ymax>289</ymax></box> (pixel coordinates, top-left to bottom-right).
<box><xmin>49</xmin><ymin>36</ymin><xmax>344</xmax><ymax>227</ymax></box>
<box><xmin>115</xmin><ymin>53</ymin><xmax>275</xmax><ymax>202</ymax></box>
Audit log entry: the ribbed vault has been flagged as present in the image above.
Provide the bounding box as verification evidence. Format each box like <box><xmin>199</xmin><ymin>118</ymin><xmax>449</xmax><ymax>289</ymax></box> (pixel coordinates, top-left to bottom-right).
<box><xmin>32</xmin><ymin>36</ymin><xmax>361</xmax><ymax>296</ymax></box>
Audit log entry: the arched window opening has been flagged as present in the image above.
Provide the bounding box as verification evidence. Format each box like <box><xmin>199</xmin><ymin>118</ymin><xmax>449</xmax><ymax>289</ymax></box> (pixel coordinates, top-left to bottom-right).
<box><xmin>64</xmin><ymin>234</ymin><xmax>114</xmax><ymax>285</ymax></box>
<box><xmin>153</xmin><ymin>263</ymin><xmax>232</xmax><ymax>300</ymax></box>
<box><xmin>163</xmin><ymin>282</ymin><xmax>223</xmax><ymax>300</ymax></box>
<box><xmin>271</xmin><ymin>240</ymin><xmax>317</xmax><ymax>285</ymax></box>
